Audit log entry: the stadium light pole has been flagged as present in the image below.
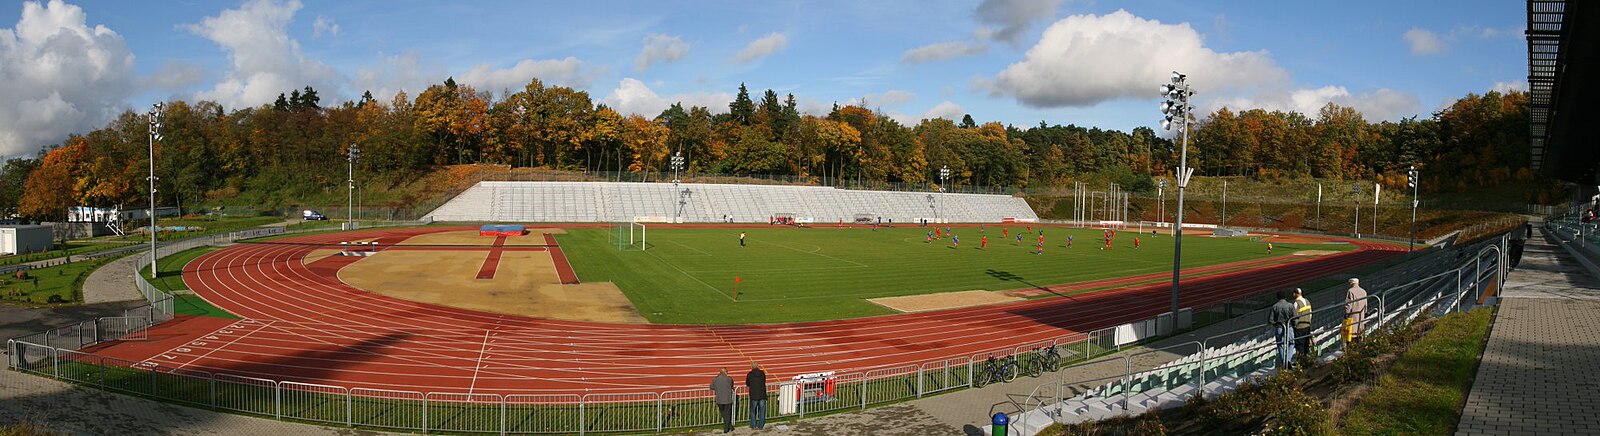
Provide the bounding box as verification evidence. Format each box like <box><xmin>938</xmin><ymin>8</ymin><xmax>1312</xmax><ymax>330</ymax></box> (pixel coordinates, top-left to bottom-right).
<box><xmin>1160</xmin><ymin>71</ymin><xmax>1195</xmax><ymax>316</ymax></box>
<box><xmin>146</xmin><ymin>102</ymin><xmax>163</xmax><ymax>279</ymax></box>
<box><xmin>1158</xmin><ymin>180</ymin><xmax>1166</xmax><ymax>232</ymax></box>
<box><xmin>1351</xmin><ymin>183</ymin><xmax>1361</xmax><ymax>238</ymax></box>
<box><xmin>347</xmin><ymin>143</ymin><xmax>360</xmax><ymax>229</ymax></box>
<box><xmin>1408</xmin><ymin>166</ymin><xmax>1419</xmax><ymax>251</ymax></box>
<box><xmin>939</xmin><ymin>165</ymin><xmax>951</xmax><ymax>223</ymax></box>
<box><xmin>670</xmin><ymin>152</ymin><xmax>685</xmax><ymax>223</ymax></box>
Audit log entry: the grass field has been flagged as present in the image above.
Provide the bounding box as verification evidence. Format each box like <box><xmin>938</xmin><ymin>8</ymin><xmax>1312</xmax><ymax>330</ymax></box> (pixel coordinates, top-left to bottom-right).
<box><xmin>0</xmin><ymin>255</ymin><xmax>123</xmax><ymax>305</ymax></box>
<box><xmin>148</xmin><ymin>246</ymin><xmax>239</xmax><ymax>319</ymax></box>
<box><xmin>559</xmin><ymin>225</ymin><xmax>1353</xmax><ymax>324</ymax></box>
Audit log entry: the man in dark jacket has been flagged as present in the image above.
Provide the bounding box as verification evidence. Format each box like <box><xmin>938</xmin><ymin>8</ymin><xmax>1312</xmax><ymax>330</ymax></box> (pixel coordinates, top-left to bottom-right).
<box><xmin>1269</xmin><ymin>290</ymin><xmax>1297</xmax><ymax>367</ymax></box>
<box><xmin>711</xmin><ymin>368</ymin><xmax>735</xmax><ymax>432</ymax></box>
<box><xmin>746</xmin><ymin>362</ymin><xmax>768</xmax><ymax>430</ymax></box>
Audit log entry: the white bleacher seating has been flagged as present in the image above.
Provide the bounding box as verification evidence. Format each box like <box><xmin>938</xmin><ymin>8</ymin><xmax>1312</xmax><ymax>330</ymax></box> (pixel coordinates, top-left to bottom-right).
<box><xmin>423</xmin><ymin>181</ymin><xmax>1040</xmax><ymax>223</ymax></box>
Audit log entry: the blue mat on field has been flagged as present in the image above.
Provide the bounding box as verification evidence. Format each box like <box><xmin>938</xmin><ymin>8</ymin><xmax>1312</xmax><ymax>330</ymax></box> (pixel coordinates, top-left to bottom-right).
<box><xmin>479</xmin><ymin>224</ymin><xmax>526</xmax><ymax>236</ymax></box>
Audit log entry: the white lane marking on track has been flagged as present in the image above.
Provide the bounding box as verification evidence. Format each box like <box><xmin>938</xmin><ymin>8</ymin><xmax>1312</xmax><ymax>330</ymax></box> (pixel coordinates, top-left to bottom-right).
<box><xmin>468</xmin><ymin>329</ymin><xmax>494</xmax><ymax>394</ymax></box>
<box><xmin>172</xmin><ymin>320</ymin><xmax>274</xmax><ymax>370</ymax></box>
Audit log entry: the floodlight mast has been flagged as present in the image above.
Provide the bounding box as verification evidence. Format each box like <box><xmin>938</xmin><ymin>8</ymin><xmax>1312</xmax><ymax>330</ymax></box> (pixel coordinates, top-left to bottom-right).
<box><xmin>938</xmin><ymin>165</ymin><xmax>951</xmax><ymax>222</ymax></box>
<box><xmin>1159</xmin><ymin>71</ymin><xmax>1194</xmax><ymax>316</ymax></box>
<box><xmin>147</xmin><ymin>102</ymin><xmax>163</xmax><ymax>279</ymax></box>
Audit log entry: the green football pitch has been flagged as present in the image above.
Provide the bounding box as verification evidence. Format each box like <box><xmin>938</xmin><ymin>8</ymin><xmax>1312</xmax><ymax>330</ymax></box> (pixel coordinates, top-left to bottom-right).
<box><xmin>557</xmin><ymin>226</ymin><xmax>1352</xmax><ymax>324</ymax></box>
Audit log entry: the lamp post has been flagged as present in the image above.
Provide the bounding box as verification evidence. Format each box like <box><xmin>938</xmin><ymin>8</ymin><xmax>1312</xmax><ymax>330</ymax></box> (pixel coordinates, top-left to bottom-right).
<box><xmin>1159</xmin><ymin>71</ymin><xmax>1195</xmax><ymax>316</ymax></box>
<box><xmin>670</xmin><ymin>151</ymin><xmax>685</xmax><ymax>223</ymax></box>
<box><xmin>146</xmin><ymin>102</ymin><xmax>163</xmax><ymax>279</ymax></box>
<box><xmin>1408</xmin><ymin>166</ymin><xmax>1419</xmax><ymax>251</ymax></box>
<box><xmin>1352</xmin><ymin>183</ymin><xmax>1361</xmax><ymax>238</ymax></box>
<box><xmin>1158</xmin><ymin>180</ymin><xmax>1166</xmax><ymax>232</ymax></box>
<box><xmin>347</xmin><ymin>143</ymin><xmax>360</xmax><ymax>229</ymax></box>
<box><xmin>939</xmin><ymin>165</ymin><xmax>951</xmax><ymax>223</ymax></box>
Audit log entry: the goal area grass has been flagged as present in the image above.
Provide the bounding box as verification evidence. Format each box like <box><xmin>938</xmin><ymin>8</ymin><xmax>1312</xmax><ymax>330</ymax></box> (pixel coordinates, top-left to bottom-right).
<box><xmin>557</xmin><ymin>225</ymin><xmax>1352</xmax><ymax>324</ymax></box>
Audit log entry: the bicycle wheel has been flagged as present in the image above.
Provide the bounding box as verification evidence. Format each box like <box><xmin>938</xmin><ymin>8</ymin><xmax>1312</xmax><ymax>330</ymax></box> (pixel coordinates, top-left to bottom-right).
<box><xmin>974</xmin><ymin>369</ymin><xmax>992</xmax><ymax>388</ymax></box>
<box><xmin>1043</xmin><ymin>354</ymin><xmax>1061</xmax><ymax>372</ymax></box>
<box><xmin>1002</xmin><ymin>364</ymin><xmax>1018</xmax><ymax>383</ymax></box>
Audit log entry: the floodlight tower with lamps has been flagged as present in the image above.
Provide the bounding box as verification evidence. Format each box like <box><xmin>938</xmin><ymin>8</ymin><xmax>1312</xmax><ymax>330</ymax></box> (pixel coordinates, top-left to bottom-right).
<box><xmin>1158</xmin><ymin>180</ymin><xmax>1166</xmax><ymax>232</ymax></box>
<box><xmin>938</xmin><ymin>165</ymin><xmax>951</xmax><ymax>222</ymax></box>
<box><xmin>670</xmin><ymin>151</ymin><xmax>685</xmax><ymax>223</ymax></box>
<box><xmin>1159</xmin><ymin>71</ymin><xmax>1195</xmax><ymax>315</ymax></box>
<box><xmin>1407</xmin><ymin>166</ymin><xmax>1420</xmax><ymax>251</ymax></box>
<box><xmin>146</xmin><ymin>102</ymin><xmax>163</xmax><ymax>279</ymax></box>
<box><xmin>1352</xmin><ymin>183</ymin><xmax>1362</xmax><ymax>238</ymax></box>
<box><xmin>347</xmin><ymin>144</ymin><xmax>360</xmax><ymax>229</ymax></box>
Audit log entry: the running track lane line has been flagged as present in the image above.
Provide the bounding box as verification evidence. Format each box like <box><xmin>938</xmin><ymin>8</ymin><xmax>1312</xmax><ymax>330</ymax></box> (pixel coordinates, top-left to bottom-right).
<box><xmin>476</xmin><ymin>236</ymin><xmax>508</xmax><ymax>279</ymax></box>
<box><xmin>468</xmin><ymin>329</ymin><xmax>494</xmax><ymax>394</ymax></box>
<box><xmin>162</xmin><ymin>319</ymin><xmax>274</xmax><ymax>371</ymax></box>
<box><xmin>544</xmin><ymin>233</ymin><xmax>580</xmax><ymax>284</ymax></box>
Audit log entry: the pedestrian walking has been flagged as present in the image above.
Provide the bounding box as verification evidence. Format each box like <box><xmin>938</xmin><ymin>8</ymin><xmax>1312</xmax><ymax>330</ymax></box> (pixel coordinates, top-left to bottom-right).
<box><xmin>1270</xmin><ymin>290</ymin><xmax>1297</xmax><ymax>367</ymax></box>
<box><xmin>1293</xmin><ymin>288</ymin><xmax>1313</xmax><ymax>357</ymax></box>
<box><xmin>711</xmin><ymin>368</ymin><xmax>735</xmax><ymax>433</ymax></box>
<box><xmin>1345</xmin><ymin>278</ymin><xmax>1368</xmax><ymax>341</ymax></box>
<box><xmin>746</xmin><ymin>363</ymin><xmax>768</xmax><ymax>430</ymax></box>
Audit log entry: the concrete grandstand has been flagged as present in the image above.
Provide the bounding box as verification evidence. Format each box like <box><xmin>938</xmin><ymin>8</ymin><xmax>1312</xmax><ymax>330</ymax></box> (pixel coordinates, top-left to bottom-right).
<box><xmin>422</xmin><ymin>181</ymin><xmax>1040</xmax><ymax>223</ymax></box>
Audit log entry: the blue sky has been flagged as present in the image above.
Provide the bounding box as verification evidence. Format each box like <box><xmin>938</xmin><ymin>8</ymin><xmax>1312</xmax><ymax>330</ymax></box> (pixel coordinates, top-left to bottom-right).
<box><xmin>0</xmin><ymin>0</ymin><xmax>1527</xmax><ymax>159</ymax></box>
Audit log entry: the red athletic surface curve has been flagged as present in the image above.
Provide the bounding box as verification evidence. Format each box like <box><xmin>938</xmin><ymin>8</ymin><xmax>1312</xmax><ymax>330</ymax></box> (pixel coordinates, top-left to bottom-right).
<box><xmin>90</xmin><ymin>225</ymin><xmax>1403</xmax><ymax>396</ymax></box>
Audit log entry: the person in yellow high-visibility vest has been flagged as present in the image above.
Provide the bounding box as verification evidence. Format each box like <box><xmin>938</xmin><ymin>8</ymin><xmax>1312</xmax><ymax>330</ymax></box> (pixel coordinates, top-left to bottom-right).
<box><xmin>1293</xmin><ymin>288</ymin><xmax>1313</xmax><ymax>357</ymax></box>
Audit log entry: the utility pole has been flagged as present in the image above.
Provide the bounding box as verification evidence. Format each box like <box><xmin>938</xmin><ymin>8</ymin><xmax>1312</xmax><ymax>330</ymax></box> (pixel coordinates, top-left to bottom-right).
<box><xmin>1352</xmin><ymin>183</ymin><xmax>1361</xmax><ymax>238</ymax></box>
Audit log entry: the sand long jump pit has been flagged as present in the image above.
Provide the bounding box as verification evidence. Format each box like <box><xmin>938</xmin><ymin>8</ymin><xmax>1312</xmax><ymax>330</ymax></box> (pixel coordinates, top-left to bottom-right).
<box><xmin>868</xmin><ymin>290</ymin><xmax>1023</xmax><ymax>313</ymax></box>
<box><xmin>335</xmin><ymin>229</ymin><xmax>647</xmax><ymax>324</ymax></box>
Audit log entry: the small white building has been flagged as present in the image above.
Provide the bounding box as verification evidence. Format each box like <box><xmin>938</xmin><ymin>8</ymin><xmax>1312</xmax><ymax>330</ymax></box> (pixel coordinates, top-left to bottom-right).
<box><xmin>0</xmin><ymin>225</ymin><xmax>53</xmax><ymax>255</ymax></box>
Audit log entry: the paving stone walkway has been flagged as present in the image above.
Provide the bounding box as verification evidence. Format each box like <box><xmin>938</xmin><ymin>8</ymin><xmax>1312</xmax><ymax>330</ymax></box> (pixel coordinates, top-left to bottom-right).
<box><xmin>1457</xmin><ymin>223</ymin><xmax>1600</xmax><ymax>435</ymax></box>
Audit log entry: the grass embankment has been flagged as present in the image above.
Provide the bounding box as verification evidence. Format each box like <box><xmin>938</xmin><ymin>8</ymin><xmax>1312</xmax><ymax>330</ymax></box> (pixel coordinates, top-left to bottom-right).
<box><xmin>0</xmin><ymin>241</ymin><xmax>131</xmax><ymax>267</ymax></box>
<box><xmin>145</xmin><ymin>246</ymin><xmax>238</xmax><ymax>319</ymax></box>
<box><xmin>106</xmin><ymin>216</ymin><xmax>285</xmax><ymax>244</ymax></box>
<box><xmin>0</xmin><ymin>256</ymin><xmax>117</xmax><ymax>305</ymax></box>
<box><xmin>559</xmin><ymin>225</ymin><xmax>1351</xmax><ymax>324</ymax></box>
<box><xmin>1339</xmin><ymin>308</ymin><xmax>1493</xmax><ymax>434</ymax></box>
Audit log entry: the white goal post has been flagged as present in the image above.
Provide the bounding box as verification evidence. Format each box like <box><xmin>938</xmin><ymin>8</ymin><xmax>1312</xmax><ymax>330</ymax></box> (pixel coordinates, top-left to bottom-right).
<box><xmin>629</xmin><ymin>222</ymin><xmax>647</xmax><ymax>251</ymax></box>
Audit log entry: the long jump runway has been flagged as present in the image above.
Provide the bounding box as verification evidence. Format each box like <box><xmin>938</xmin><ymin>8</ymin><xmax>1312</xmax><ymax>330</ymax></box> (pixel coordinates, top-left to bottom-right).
<box><xmin>89</xmin><ymin>226</ymin><xmax>1403</xmax><ymax>395</ymax></box>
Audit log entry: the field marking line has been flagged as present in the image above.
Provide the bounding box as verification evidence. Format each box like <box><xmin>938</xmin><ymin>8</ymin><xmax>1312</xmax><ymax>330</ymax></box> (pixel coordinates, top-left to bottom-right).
<box><xmin>468</xmin><ymin>329</ymin><xmax>494</xmax><ymax>395</ymax></box>
<box><xmin>168</xmin><ymin>320</ymin><xmax>275</xmax><ymax>370</ymax></box>
<box><xmin>753</xmin><ymin>240</ymin><xmax>869</xmax><ymax>267</ymax></box>
<box><xmin>642</xmin><ymin>249</ymin><xmax>737</xmax><ymax>301</ymax></box>
<box><xmin>668</xmin><ymin>240</ymin><xmax>716</xmax><ymax>256</ymax></box>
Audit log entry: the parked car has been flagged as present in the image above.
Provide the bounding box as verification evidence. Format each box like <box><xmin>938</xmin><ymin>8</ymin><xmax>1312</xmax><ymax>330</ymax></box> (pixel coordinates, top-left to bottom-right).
<box><xmin>302</xmin><ymin>210</ymin><xmax>326</xmax><ymax>221</ymax></box>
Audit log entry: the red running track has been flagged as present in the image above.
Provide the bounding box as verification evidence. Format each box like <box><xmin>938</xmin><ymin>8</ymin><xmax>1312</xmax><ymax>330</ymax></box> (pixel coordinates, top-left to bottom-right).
<box><xmin>92</xmin><ymin>226</ymin><xmax>1403</xmax><ymax>396</ymax></box>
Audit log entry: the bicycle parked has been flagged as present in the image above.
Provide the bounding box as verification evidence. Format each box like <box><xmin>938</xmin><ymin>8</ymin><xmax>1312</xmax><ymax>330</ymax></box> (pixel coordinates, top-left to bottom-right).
<box><xmin>1017</xmin><ymin>345</ymin><xmax>1063</xmax><ymax>378</ymax></box>
<box><xmin>973</xmin><ymin>354</ymin><xmax>1019</xmax><ymax>387</ymax></box>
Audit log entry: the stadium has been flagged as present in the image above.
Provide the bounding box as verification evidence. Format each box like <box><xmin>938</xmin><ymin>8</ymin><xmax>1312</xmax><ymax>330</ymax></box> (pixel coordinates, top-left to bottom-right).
<box><xmin>1</xmin><ymin>1</ymin><xmax>1594</xmax><ymax>435</ymax></box>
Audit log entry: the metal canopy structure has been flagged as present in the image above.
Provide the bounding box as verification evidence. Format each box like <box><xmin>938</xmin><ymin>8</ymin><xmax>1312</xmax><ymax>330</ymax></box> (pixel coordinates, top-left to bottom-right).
<box><xmin>1528</xmin><ymin>0</ymin><xmax>1600</xmax><ymax>183</ymax></box>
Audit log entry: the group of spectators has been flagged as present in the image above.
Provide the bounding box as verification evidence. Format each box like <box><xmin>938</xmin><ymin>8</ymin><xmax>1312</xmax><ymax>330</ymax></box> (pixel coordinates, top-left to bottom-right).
<box><xmin>1270</xmin><ymin>278</ymin><xmax>1368</xmax><ymax>367</ymax></box>
<box><xmin>709</xmin><ymin>363</ymin><xmax>768</xmax><ymax>433</ymax></box>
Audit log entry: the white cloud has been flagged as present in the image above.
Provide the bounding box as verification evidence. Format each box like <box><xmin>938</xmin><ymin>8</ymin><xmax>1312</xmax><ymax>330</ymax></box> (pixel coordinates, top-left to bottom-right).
<box><xmin>0</xmin><ymin>0</ymin><xmax>135</xmax><ymax>158</ymax></box>
<box><xmin>901</xmin><ymin>41</ymin><xmax>988</xmax><ymax>64</ymax></box>
<box><xmin>921</xmin><ymin>101</ymin><xmax>966</xmax><ymax>121</ymax></box>
<box><xmin>635</xmin><ymin>33</ymin><xmax>689</xmax><ymax>72</ymax></box>
<box><xmin>846</xmin><ymin>90</ymin><xmax>916</xmax><ymax>108</ymax></box>
<box><xmin>458</xmin><ymin>57</ymin><xmax>595</xmax><ymax>94</ymax></box>
<box><xmin>1211</xmin><ymin>86</ymin><xmax>1423</xmax><ymax>121</ymax></box>
<box><xmin>1403</xmin><ymin>28</ymin><xmax>1444</xmax><ymax>55</ymax></box>
<box><xmin>989</xmin><ymin>9</ymin><xmax>1289</xmax><ymax>108</ymax></box>
<box><xmin>353</xmin><ymin>51</ymin><xmax>444</xmax><ymax>102</ymax></box>
<box><xmin>602</xmin><ymin>78</ymin><xmax>731</xmax><ymax>117</ymax></box>
<box><xmin>1491</xmin><ymin>80</ymin><xmax>1527</xmax><ymax>93</ymax></box>
<box><xmin>142</xmin><ymin>60</ymin><xmax>208</xmax><ymax>93</ymax></box>
<box><xmin>312</xmin><ymin>16</ymin><xmax>339</xmax><ymax>38</ymax></box>
<box><xmin>974</xmin><ymin>0</ymin><xmax>1068</xmax><ymax>44</ymax></box>
<box><xmin>185</xmin><ymin>0</ymin><xmax>340</xmax><ymax>110</ymax></box>
<box><xmin>733</xmin><ymin>32</ymin><xmax>788</xmax><ymax>63</ymax></box>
